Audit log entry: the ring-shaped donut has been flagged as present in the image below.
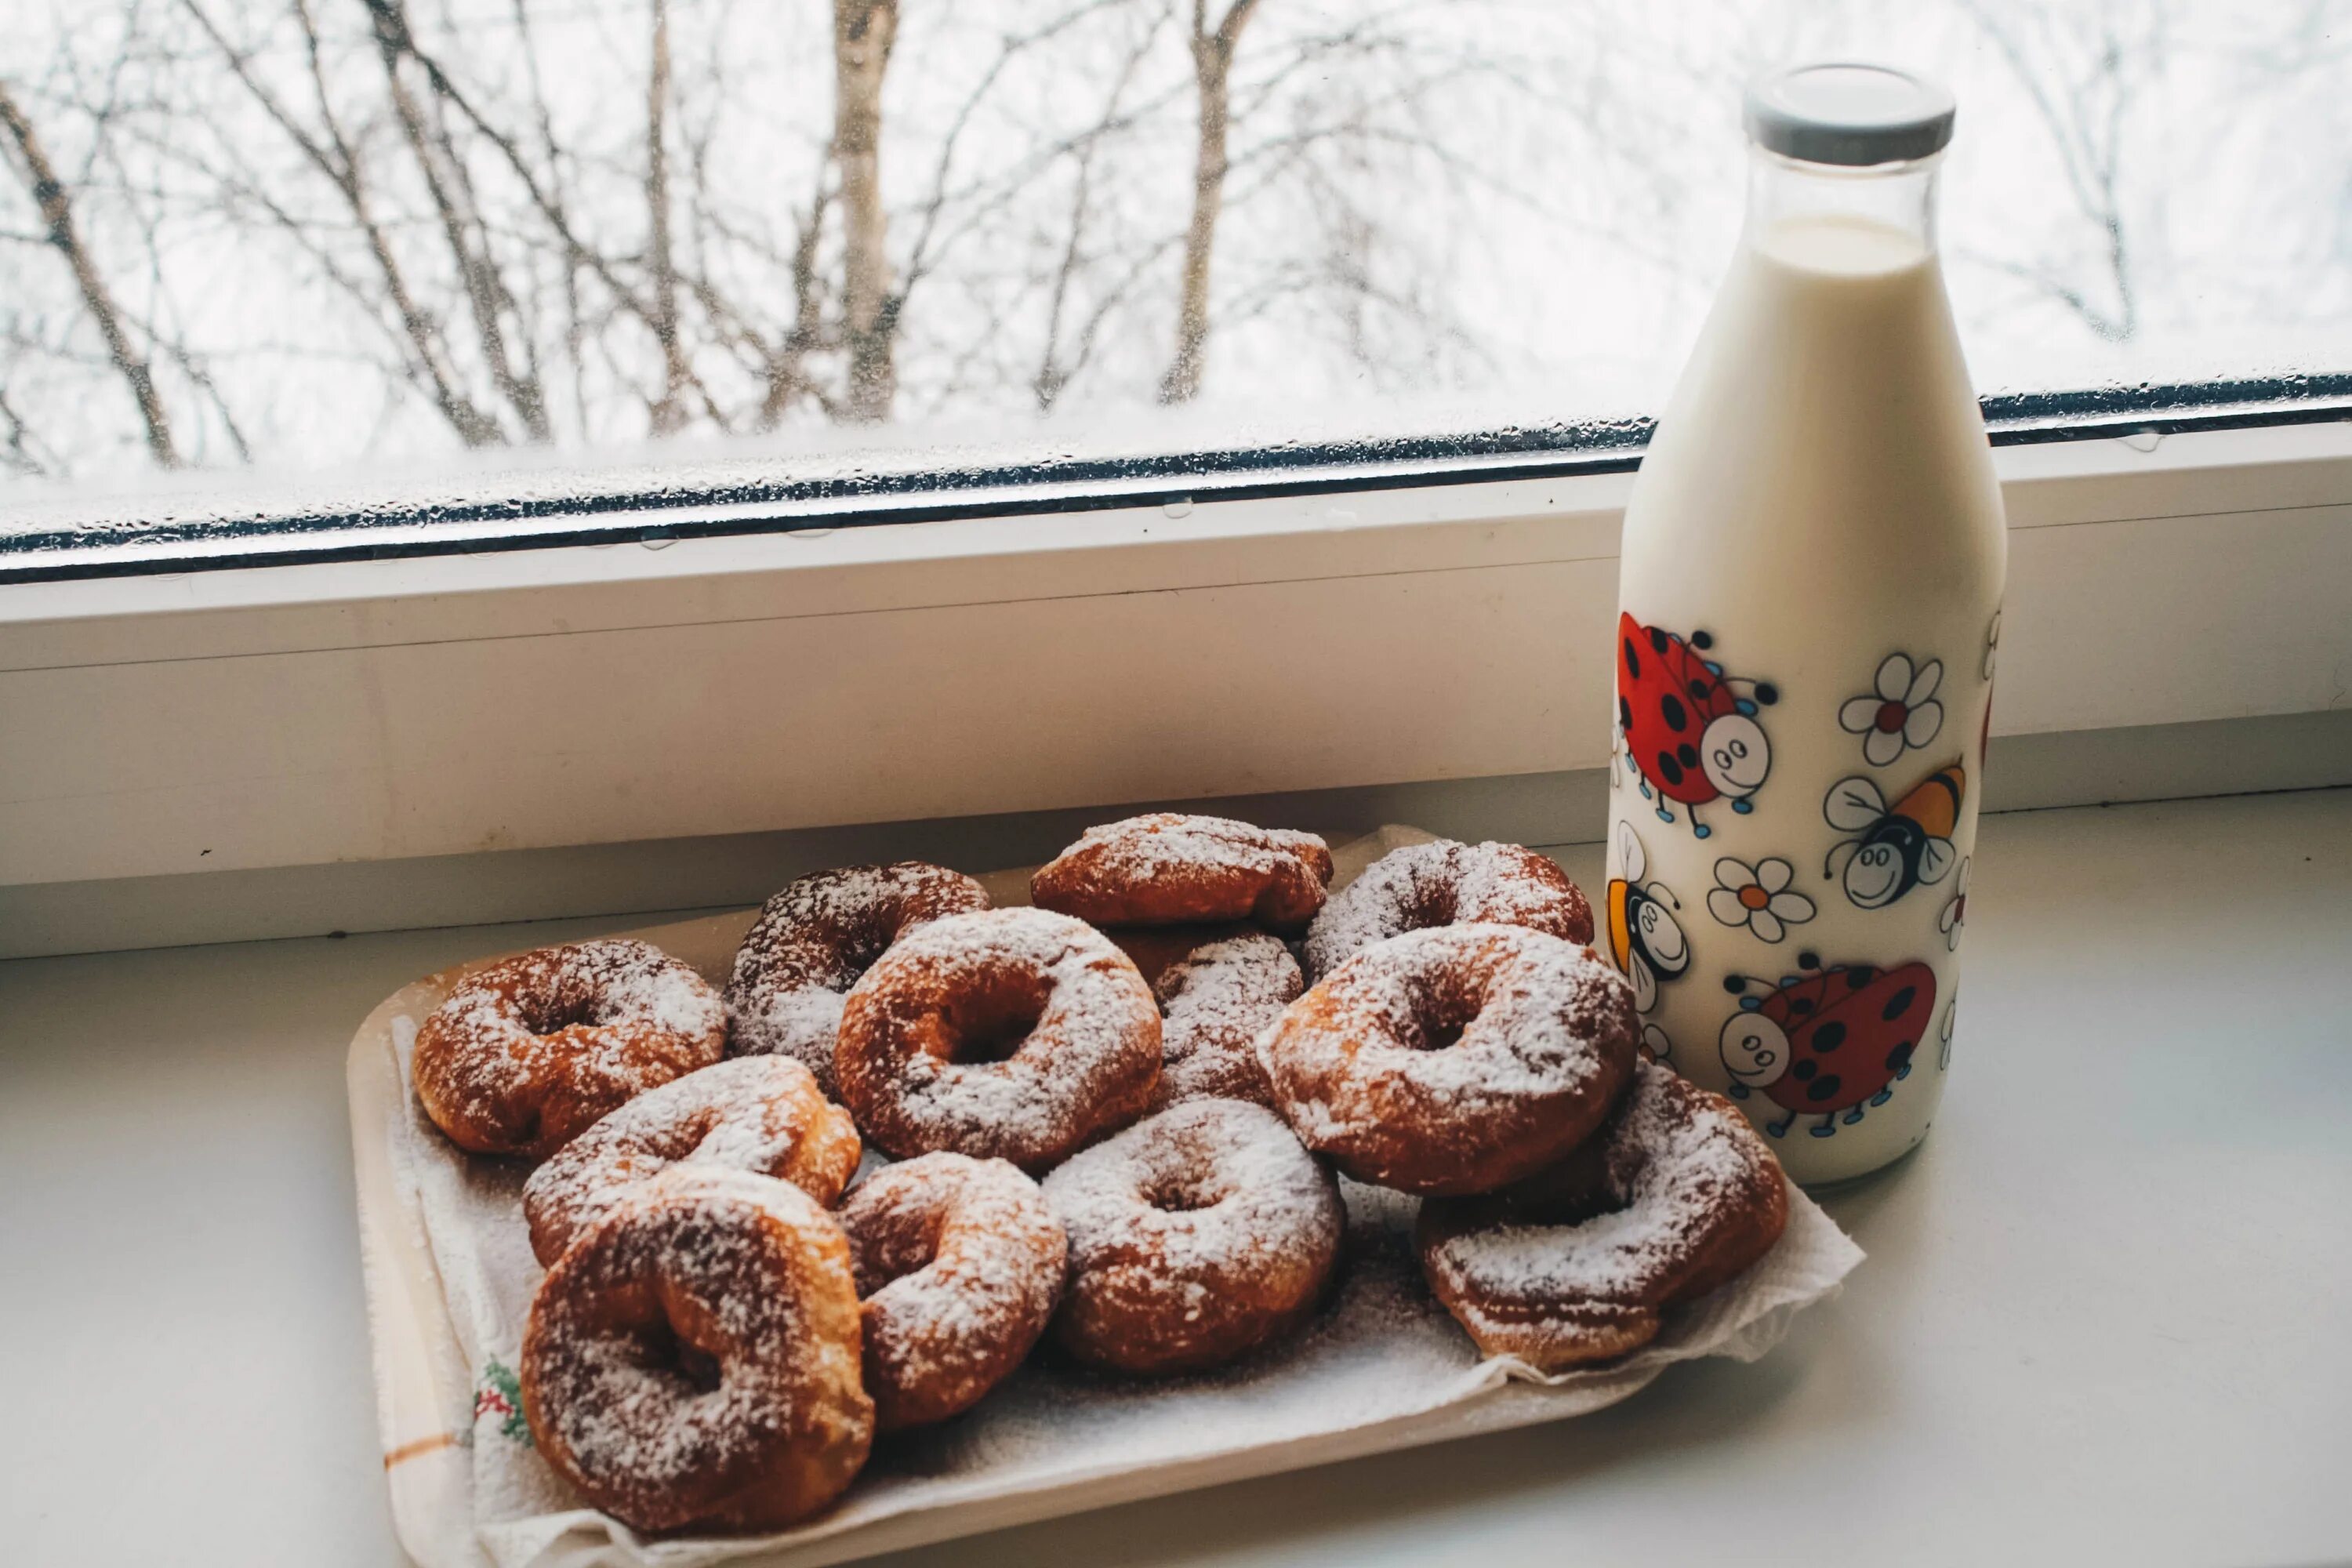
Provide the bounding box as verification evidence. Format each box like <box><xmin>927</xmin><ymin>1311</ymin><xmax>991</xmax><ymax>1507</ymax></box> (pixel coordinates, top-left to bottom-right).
<box><xmin>1417</xmin><ymin>1059</ymin><xmax>1788</xmax><ymax>1370</ymax></box>
<box><xmin>1032</xmin><ymin>814</ymin><xmax>1334</xmax><ymax>931</ymax></box>
<box><xmin>1043</xmin><ymin>1098</ymin><xmax>1342</xmax><ymax>1376</ymax></box>
<box><xmin>520</xmin><ymin>1167</ymin><xmax>873</xmax><ymax>1534</ymax></box>
<box><xmin>1304</xmin><ymin>840</ymin><xmax>1594</xmax><ymax>980</ymax></box>
<box><xmin>835</xmin><ymin>908</ymin><xmax>1160</xmax><ymax>1171</ymax></box>
<box><xmin>413</xmin><ymin>938</ymin><xmax>727</xmax><ymax>1160</ymax></box>
<box><xmin>522</xmin><ymin>1056</ymin><xmax>862</xmax><ymax>1266</ymax></box>
<box><xmin>837</xmin><ymin>1152</ymin><xmax>1067</xmax><ymax>1430</ymax></box>
<box><xmin>1257</xmin><ymin>924</ymin><xmax>1637</xmax><ymax>1196</ymax></box>
<box><xmin>725</xmin><ymin>863</ymin><xmax>989</xmax><ymax>1096</ymax></box>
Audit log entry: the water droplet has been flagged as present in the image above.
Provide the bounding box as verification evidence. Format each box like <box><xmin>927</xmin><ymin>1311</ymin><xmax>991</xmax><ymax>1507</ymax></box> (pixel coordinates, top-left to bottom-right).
<box><xmin>639</xmin><ymin>532</ymin><xmax>677</xmax><ymax>550</ymax></box>
<box><xmin>1162</xmin><ymin>497</ymin><xmax>1194</xmax><ymax>519</ymax></box>
<box><xmin>787</xmin><ymin>527</ymin><xmax>838</xmax><ymax>540</ymax></box>
<box><xmin>2120</xmin><ymin>430</ymin><xmax>2164</xmax><ymax>453</ymax></box>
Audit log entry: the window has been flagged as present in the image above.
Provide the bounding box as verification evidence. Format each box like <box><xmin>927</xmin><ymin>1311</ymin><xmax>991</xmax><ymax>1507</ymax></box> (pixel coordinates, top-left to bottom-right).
<box><xmin>2</xmin><ymin>0</ymin><xmax>2347</xmax><ymax>571</ymax></box>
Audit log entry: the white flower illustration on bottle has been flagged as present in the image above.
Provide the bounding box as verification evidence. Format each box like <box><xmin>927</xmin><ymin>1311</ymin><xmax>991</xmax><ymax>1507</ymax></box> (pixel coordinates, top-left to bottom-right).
<box><xmin>1705</xmin><ymin>856</ymin><xmax>1816</xmax><ymax>944</ymax></box>
<box><xmin>1939</xmin><ymin>856</ymin><xmax>1972</xmax><ymax>950</ymax></box>
<box><xmin>1840</xmin><ymin>652</ymin><xmax>1945</xmax><ymax>767</ymax></box>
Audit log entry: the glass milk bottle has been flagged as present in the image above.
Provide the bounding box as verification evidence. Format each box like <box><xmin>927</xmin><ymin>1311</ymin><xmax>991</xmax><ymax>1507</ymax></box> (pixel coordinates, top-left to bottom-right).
<box><xmin>1606</xmin><ymin>64</ymin><xmax>2004</xmax><ymax>1185</ymax></box>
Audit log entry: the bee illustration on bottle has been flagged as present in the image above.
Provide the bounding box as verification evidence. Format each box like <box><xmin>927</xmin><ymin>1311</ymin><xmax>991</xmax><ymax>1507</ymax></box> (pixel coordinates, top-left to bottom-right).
<box><xmin>1606</xmin><ymin>821</ymin><xmax>1688</xmax><ymax>1059</ymax></box>
<box><xmin>1821</xmin><ymin>762</ymin><xmax>1965</xmax><ymax>910</ymax></box>
<box><xmin>1614</xmin><ymin>612</ymin><xmax>1779</xmax><ymax>840</ymax></box>
<box><xmin>1718</xmin><ymin>952</ymin><xmax>1938</xmax><ymax>1138</ymax></box>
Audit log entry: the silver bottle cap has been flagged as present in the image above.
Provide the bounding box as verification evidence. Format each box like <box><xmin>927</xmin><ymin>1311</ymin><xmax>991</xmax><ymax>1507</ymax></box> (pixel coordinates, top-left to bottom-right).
<box><xmin>1744</xmin><ymin>63</ymin><xmax>1956</xmax><ymax>167</ymax></box>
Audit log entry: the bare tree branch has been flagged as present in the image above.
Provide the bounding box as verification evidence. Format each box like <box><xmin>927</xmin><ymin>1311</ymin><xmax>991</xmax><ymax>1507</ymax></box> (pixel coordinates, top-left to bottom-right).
<box><xmin>0</xmin><ymin>79</ymin><xmax>178</xmax><ymax>464</ymax></box>
<box><xmin>362</xmin><ymin>0</ymin><xmax>549</xmax><ymax>440</ymax></box>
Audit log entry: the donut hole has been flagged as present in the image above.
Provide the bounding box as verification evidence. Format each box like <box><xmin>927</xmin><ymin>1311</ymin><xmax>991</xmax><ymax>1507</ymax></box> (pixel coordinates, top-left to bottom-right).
<box><xmin>852</xmin><ymin>1207</ymin><xmax>949</xmax><ymax>1295</ymax></box>
<box><xmin>1402</xmin><ymin>884</ymin><xmax>1463</xmax><ymax>935</ymax></box>
<box><xmin>1140</xmin><ymin>1174</ymin><xmax>1227</xmax><ymax>1214</ymax></box>
<box><xmin>1414</xmin><ymin>1012</ymin><xmax>1472</xmax><ymax>1052</ymax></box>
<box><xmin>627</xmin><ymin>1313</ymin><xmax>727</xmax><ymax>1396</ymax></box>
<box><xmin>1498</xmin><ymin>1138</ymin><xmax>1636</xmax><ymax>1229</ymax></box>
<box><xmin>940</xmin><ymin>975</ymin><xmax>1051</xmax><ymax>1065</ymax></box>
<box><xmin>838</xmin><ymin>906</ymin><xmax>916</xmax><ymax>977</ymax></box>
<box><xmin>521</xmin><ymin>996</ymin><xmax>601</xmax><ymax>1036</ymax></box>
<box><xmin>1402</xmin><ymin>977</ymin><xmax>1484</xmax><ymax>1052</ymax></box>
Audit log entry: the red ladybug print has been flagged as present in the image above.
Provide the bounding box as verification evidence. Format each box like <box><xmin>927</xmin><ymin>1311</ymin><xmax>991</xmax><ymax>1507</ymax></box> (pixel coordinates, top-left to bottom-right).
<box><xmin>1716</xmin><ymin>950</ymin><xmax>1937</xmax><ymax>1139</ymax></box>
<box><xmin>1616</xmin><ymin>612</ymin><xmax>1779</xmax><ymax>840</ymax></box>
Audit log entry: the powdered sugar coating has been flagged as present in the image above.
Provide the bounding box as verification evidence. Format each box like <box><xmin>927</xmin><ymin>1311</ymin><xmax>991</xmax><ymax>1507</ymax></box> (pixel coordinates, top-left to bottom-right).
<box><xmin>1417</xmin><ymin>1059</ymin><xmax>1789</xmax><ymax>1370</ymax></box>
<box><xmin>1304</xmin><ymin>840</ymin><xmax>1595</xmax><ymax>980</ymax></box>
<box><xmin>725</xmin><ymin>863</ymin><xmax>990</xmax><ymax>1097</ymax></box>
<box><xmin>413</xmin><ymin>938</ymin><xmax>728</xmax><ymax>1160</ymax></box>
<box><xmin>1148</xmin><ymin>934</ymin><xmax>1301</xmax><ymax>1111</ymax></box>
<box><xmin>836</xmin><ymin>908</ymin><xmax>1161</xmax><ymax>1171</ymax></box>
<box><xmin>1044</xmin><ymin>1098</ymin><xmax>1343</xmax><ymax>1376</ymax></box>
<box><xmin>1259</xmin><ymin>924</ymin><xmax>1638</xmax><ymax>1196</ymax></box>
<box><xmin>522</xmin><ymin>1057</ymin><xmax>862</xmax><ymax>1266</ymax></box>
<box><xmin>838</xmin><ymin>1153</ymin><xmax>1066</xmax><ymax>1431</ymax></box>
<box><xmin>1032</xmin><ymin>814</ymin><xmax>1334</xmax><ymax>931</ymax></box>
<box><xmin>519</xmin><ymin>1166</ymin><xmax>873</xmax><ymax>1534</ymax></box>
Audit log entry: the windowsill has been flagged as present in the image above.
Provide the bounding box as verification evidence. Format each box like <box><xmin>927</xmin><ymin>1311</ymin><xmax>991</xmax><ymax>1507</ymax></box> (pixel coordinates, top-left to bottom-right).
<box><xmin>4</xmin><ymin>786</ymin><xmax>2346</xmax><ymax>1566</ymax></box>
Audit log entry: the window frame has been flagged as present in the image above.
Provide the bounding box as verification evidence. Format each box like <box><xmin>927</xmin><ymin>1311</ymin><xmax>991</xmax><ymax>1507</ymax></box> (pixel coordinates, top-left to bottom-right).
<box><xmin>3</xmin><ymin>410</ymin><xmax>2347</xmax><ymax>931</ymax></box>
<box><xmin>0</xmin><ymin>376</ymin><xmax>2345</xmax><ymax>585</ymax></box>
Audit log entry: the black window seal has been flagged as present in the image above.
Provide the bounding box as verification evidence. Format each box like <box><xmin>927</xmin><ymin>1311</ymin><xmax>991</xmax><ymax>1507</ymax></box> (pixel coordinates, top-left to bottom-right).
<box><xmin>1</xmin><ymin>374</ymin><xmax>2345</xmax><ymax>586</ymax></box>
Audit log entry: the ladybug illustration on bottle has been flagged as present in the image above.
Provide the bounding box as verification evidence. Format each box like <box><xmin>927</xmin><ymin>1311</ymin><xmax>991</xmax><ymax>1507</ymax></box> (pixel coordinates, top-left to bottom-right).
<box><xmin>1606</xmin><ymin>821</ymin><xmax>1688</xmax><ymax>1060</ymax></box>
<box><xmin>1615</xmin><ymin>612</ymin><xmax>1779</xmax><ymax>840</ymax></box>
<box><xmin>1821</xmin><ymin>761</ymin><xmax>1965</xmax><ymax>910</ymax></box>
<box><xmin>1717</xmin><ymin>950</ymin><xmax>1937</xmax><ymax>1138</ymax></box>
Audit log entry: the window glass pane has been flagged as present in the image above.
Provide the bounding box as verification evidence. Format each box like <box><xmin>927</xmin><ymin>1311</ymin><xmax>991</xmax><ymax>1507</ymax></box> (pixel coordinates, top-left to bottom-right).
<box><xmin>2</xmin><ymin>0</ymin><xmax>2346</xmax><ymax>544</ymax></box>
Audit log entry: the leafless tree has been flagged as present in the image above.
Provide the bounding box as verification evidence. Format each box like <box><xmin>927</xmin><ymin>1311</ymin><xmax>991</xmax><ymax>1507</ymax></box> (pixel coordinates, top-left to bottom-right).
<box><xmin>3</xmin><ymin>0</ymin><xmax>2343</xmax><ymax>490</ymax></box>
<box><xmin>646</xmin><ymin>0</ymin><xmax>688</xmax><ymax>434</ymax></box>
<box><xmin>1158</xmin><ymin>0</ymin><xmax>1261</xmax><ymax>403</ymax></box>
<box><xmin>1958</xmin><ymin>0</ymin><xmax>2154</xmax><ymax>342</ymax></box>
<box><xmin>834</xmin><ymin>0</ymin><xmax>899</xmax><ymax>422</ymax></box>
<box><xmin>0</xmin><ymin>81</ymin><xmax>178</xmax><ymax>465</ymax></box>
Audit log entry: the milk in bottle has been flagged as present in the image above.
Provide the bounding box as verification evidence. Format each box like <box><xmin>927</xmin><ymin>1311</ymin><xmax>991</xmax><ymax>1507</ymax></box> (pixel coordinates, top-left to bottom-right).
<box><xmin>1607</xmin><ymin>64</ymin><xmax>2005</xmax><ymax>1185</ymax></box>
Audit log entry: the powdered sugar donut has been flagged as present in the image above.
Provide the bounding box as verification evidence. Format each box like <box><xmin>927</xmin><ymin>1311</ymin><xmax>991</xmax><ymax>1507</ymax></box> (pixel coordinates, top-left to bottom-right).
<box><xmin>1417</xmin><ymin>1059</ymin><xmax>1788</xmax><ymax>1370</ymax></box>
<box><xmin>1044</xmin><ymin>1098</ymin><xmax>1342</xmax><ymax>1376</ymax></box>
<box><xmin>725</xmin><ymin>862</ymin><xmax>990</xmax><ymax>1096</ymax></box>
<box><xmin>520</xmin><ymin>1166</ymin><xmax>873</xmax><ymax>1534</ymax></box>
<box><xmin>1033</xmin><ymin>814</ymin><xmax>1334</xmax><ymax>931</ymax></box>
<box><xmin>1144</xmin><ymin>933</ymin><xmax>1301</xmax><ymax>1110</ymax></box>
<box><xmin>835</xmin><ymin>908</ymin><xmax>1161</xmax><ymax>1171</ymax></box>
<box><xmin>1304</xmin><ymin>840</ymin><xmax>1595</xmax><ymax>980</ymax></box>
<box><xmin>838</xmin><ymin>1153</ymin><xmax>1066</xmax><ymax>1430</ymax></box>
<box><xmin>413</xmin><ymin>938</ymin><xmax>727</xmax><ymax>1160</ymax></box>
<box><xmin>1258</xmin><ymin>924</ymin><xmax>1638</xmax><ymax>1196</ymax></box>
<box><xmin>522</xmin><ymin>1057</ymin><xmax>862</xmax><ymax>1266</ymax></box>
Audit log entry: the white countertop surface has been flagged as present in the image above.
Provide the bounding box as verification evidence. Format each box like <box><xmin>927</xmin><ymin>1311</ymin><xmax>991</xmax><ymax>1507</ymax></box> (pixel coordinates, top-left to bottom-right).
<box><xmin>4</xmin><ymin>787</ymin><xmax>2348</xmax><ymax>1568</ymax></box>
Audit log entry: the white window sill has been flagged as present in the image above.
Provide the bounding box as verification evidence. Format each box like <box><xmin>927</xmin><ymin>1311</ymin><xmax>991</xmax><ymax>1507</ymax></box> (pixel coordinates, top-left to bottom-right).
<box><xmin>1</xmin><ymin>419</ymin><xmax>2347</xmax><ymax>950</ymax></box>
<box><xmin>2</xmin><ymin>786</ymin><xmax>2346</xmax><ymax>1566</ymax></box>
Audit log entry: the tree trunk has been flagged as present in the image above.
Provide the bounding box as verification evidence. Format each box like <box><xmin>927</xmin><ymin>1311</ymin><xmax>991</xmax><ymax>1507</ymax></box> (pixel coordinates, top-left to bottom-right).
<box><xmin>833</xmin><ymin>0</ymin><xmax>898</xmax><ymax>423</ymax></box>
<box><xmin>364</xmin><ymin>0</ymin><xmax>549</xmax><ymax>443</ymax></box>
<box><xmin>646</xmin><ymin>0</ymin><xmax>688</xmax><ymax>434</ymax></box>
<box><xmin>0</xmin><ymin>83</ymin><xmax>179</xmax><ymax>466</ymax></box>
<box><xmin>1158</xmin><ymin>0</ymin><xmax>1259</xmax><ymax>405</ymax></box>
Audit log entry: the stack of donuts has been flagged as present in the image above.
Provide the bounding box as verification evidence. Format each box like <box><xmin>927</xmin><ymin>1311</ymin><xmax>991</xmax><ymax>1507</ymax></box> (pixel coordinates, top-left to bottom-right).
<box><xmin>408</xmin><ymin>814</ymin><xmax>1789</xmax><ymax>1537</ymax></box>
